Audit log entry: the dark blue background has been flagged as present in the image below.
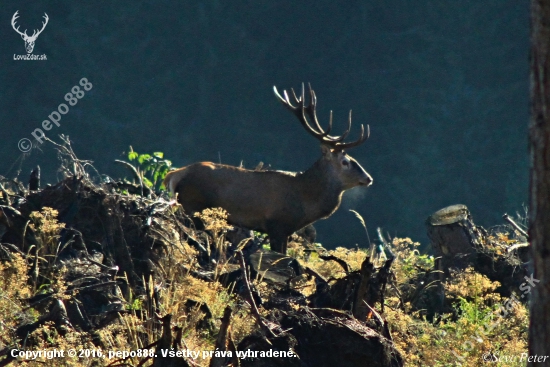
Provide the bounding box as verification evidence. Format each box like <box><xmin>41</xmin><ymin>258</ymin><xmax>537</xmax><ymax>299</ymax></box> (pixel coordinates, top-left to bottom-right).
<box><xmin>0</xmin><ymin>1</ymin><xmax>529</xmax><ymax>248</ymax></box>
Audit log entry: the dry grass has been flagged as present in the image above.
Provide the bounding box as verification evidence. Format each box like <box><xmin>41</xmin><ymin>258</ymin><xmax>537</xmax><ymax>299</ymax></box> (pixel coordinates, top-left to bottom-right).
<box><xmin>0</xmin><ymin>206</ymin><xmax>529</xmax><ymax>366</ymax></box>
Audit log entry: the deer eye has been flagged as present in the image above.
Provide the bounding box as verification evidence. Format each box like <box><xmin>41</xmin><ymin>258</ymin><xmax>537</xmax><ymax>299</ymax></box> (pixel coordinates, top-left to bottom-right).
<box><xmin>342</xmin><ymin>160</ymin><xmax>349</xmax><ymax>167</ymax></box>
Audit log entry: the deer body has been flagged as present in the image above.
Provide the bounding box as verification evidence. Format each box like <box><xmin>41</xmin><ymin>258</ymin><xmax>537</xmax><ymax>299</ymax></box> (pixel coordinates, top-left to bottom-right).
<box><xmin>165</xmin><ymin>84</ymin><xmax>373</xmax><ymax>254</ymax></box>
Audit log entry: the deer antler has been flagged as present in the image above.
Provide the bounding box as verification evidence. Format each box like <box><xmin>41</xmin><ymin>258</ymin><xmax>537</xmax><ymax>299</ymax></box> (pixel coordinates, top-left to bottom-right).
<box><xmin>11</xmin><ymin>11</ymin><xmax>49</xmax><ymax>40</ymax></box>
<box><xmin>274</xmin><ymin>83</ymin><xmax>369</xmax><ymax>151</ymax></box>
<box><xmin>31</xmin><ymin>13</ymin><xmax>49</xmax><ymax>40</ymax></box>
<box><xmin>11</xmin><ymin>11</ymin><xmax>27</xmax><ymax>38</ymax></box>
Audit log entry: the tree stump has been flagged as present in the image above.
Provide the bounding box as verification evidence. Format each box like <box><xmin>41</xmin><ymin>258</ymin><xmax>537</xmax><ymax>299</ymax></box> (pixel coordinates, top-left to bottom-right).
<box><xmin>426</xmin><ymin>204</ymin><xmax>486</xmax><ymax>273</ymax></box>
<box><xmin>426</xmin><ymin>204</ymin><xmax>529</xmax><ymax>303</ymax></box>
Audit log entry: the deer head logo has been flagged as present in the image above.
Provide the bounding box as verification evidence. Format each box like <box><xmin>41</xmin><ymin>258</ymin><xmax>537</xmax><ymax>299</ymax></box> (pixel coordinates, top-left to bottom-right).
<box><xmin>11</xmin><ymin>11</ymin><xmax>49</xmax><ymax>54</ymax></box>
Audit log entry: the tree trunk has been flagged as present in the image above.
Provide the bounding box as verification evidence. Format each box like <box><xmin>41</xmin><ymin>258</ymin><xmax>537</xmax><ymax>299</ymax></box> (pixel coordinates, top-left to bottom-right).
<box><xmin>528</xmin><ymin>0</ymin><xmax>550</xmax><ymax>364</ymax></box>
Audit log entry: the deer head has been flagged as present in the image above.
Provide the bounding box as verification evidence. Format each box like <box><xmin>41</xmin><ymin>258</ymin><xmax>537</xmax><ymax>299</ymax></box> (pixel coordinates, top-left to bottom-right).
<box><xmin>273</xmin><ymin>83</ymin><xmax>372</xmax><ymax>189</ymax></box>
<box><xmin>12</xmin><ymin>11</ymin><xmax>49</xmax><ymax>54</ymax></box>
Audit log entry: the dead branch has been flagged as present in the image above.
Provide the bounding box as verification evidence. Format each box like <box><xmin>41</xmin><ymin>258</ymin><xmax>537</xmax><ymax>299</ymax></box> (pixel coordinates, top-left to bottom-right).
<box><xmin>362</xmin><ymin>301</ymin><xmax>392</xmax><ymax>341</ymax></box>
<box><xmin>502</xmin><ymin>213</ymin><xmax>529</xmax><ymax>239</ymax></box>
<box><xmin>319</xmin><ymin>254</ymin><xmax>350</xmax><ymax>273</ymax></box>
<box><xmin>114</xmin><ymin>159</ymin><xmax>144</xmax><ymax>197</ymax></box>
<box><xmin>236</xmin><ymin>250</ymin><xmax>277</xmax><ymax>338</ymax></box>
<box><xmin>353</xmin><ymin>256</ymin><xmax>374</xmax><ymax>320</ymax></box>
<box><xmin>506</xmin><ymin>242</ymin><xmax>530</xmax><ymax>253</ymax></box>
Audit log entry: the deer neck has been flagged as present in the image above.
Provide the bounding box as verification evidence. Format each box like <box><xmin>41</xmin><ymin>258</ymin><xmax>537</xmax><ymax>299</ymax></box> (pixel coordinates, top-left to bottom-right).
<box><xmin>297</xmin><ymin>158</ymin><xmax>344</xmax><ymax>220</ymax></box>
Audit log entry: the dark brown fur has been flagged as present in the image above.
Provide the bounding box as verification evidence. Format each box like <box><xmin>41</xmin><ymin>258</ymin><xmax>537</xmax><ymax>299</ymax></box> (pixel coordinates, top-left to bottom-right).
<box><xmin>164</xmin><ymin>146</ymin><xmax>372</xmax><ymax>253</ymax></box>
<box><xmin>165</xmin><ymin>84</ymin><xmax>373</xmax><ymax>254</ymax></box>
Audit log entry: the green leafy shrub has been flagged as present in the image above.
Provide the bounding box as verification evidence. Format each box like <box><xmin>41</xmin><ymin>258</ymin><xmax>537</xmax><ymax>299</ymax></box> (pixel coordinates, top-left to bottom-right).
<box><xmin>126</xmin><ymin>146</ymin><xmax>172</xmax><ymax>191</ymax></box>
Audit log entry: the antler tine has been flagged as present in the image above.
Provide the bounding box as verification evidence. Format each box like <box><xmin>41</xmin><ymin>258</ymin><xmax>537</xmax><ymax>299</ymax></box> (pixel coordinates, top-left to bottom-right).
<box><xmin>323</xmin><ymin>110</ymin><xmax>352</xmax><ymax>143</ymax></box>
<box><xmin>12</xmin><ymin>11</ymin><xmax>19</xmax><ymax>24</ymax></box>
<box><xmin>327</xmin><ymin>110</ymin><xmax>333</xmax><ymax>135</ymax></box>
<box><xmin>283</xmin><ymin>90</ymin><xmax>294</xmax><ymax>108</ymax></box>
<box><xmin>273</xmin><ymin>86</ymin><xmax>285</xmax><ymax>105</ymax></box>
<box><xmin>276</xmin><ymin>84</ymin><xmax>369</xmax><ymax>150</ymax></box>
<box><xmin>305</xmin><ymin>86</ymin><xmax>331</xmax><ymax>136</ymax></box>
<box><xmin>334</xmin><ymin>123</ymin><xmax>370</xmax><ymax>151</ymax></box>
<box><xmin>275</xmin><ymin>84</ymin><xmax>327</xmax><ymax>139</ymax></box>
<box><xmin>11</xmin><ymin>11</ymin><xmax>26</xmax><ymax>36</ymax></box>
<box><xmin>303</xmin><ymin>84</ymin><xmax>331</xmax><ymax>136</ymax></box>
<box><xmin>34</xmin><ymin>13</ymin><xmax>49</xmax><ymax>37</ymax></box>
<box><xmin>339</xmin><ymin>110</ymin><xmax>353</xmax><ymax>141</ymax></box>
<box><xmin>273</xmin><ymin>86</ymin><xmax>290</xmax><ymax>109</ymax></box>
<box><xmin>274</xmin><ymin>85</ymin><xmax>317</xmax><ymax>133</ymax></box>
<box><xmin>289</xmin><ymin>87</ymin><xmax>301</xmax><ymax>104</ymax></box>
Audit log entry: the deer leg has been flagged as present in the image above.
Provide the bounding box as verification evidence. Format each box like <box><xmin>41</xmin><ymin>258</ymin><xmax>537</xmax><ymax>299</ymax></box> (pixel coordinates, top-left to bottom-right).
<box><xmin>269</xmin><ymin>235</ymin><xmax>288</xmax><ymax>254</ymax></box>
<box><xmin>266</xmin><ymin>224</ymin><xmax>290</xmax><ymax>254</ymax></box>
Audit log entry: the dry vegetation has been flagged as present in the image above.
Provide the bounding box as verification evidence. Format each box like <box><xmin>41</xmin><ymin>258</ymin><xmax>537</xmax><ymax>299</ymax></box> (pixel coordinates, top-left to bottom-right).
<box><xmin>0</xmin><ymin>207</ymin><xmax>529</xmax><ymax>366</ymax></box>
<box><xmin>0</xmin><ymin>143</ymin><xmax>529</xmax><ymax>366</ymax></box>
<box><xmin>0</xmin><ymin>205</ymin><xmax>258</xmax><ymax>366</ymax></box>
<box><xmin>290</xmin><ymin>237</ymin><xmax>529</xmax><ymax>367</ymax></box>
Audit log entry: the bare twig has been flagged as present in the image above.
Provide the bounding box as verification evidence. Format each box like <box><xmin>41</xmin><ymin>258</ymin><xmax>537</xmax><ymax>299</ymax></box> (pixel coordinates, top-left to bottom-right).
<box><xmin>349</xmin><ymin>209</ymin><xmax>371</xmax><ymax>247</ymax></box>
<box><xmin>376</xmin><ymin>227</ymin><xmax>388</xmax><ymax>246</ymax></box>
<box><xmin>502</xmin><ymin>213</ymin><xmax>529</xmax><ymax>239</ymax></box>
<box><xmin>318</xmin><ymin>254</ymin><xmax>350</xmax><ymax>273</ymax></box>
<box><xmin>0</xmin><ymin>177</ymin><xmax>26</xmax><ymax>193</ymax></box>
<box><xmin>362</xmin><ymin>301</ymin><xmax>392</xmax><ymax>341</ymax></box>
<box><xmin>44</xmin><ymin>135</ymin><xmax>100</xmax><ymax>181</ymax></box>
<box><xmin>377</xmin><ymin>227</ymin><xmax>395</xmax><ymax>260</ymax></box>
<box><xmin>0</xmin><ymin>182</ymin><xmax>11</xmax><ymax>206</ymax></box>
<box><xmin>236</xmin><ymin>250</ymin><xmax>276</xmax><ymax>337</ymax></box>
<box><xmin>114</xmin><ymin>160</ymin><xmax>144</xmax><ymax>197</ymax></box>
<box><xmin>506</xmin><ymin>242</ymin><xmax>530</xmax><ymax>253</ymax></box>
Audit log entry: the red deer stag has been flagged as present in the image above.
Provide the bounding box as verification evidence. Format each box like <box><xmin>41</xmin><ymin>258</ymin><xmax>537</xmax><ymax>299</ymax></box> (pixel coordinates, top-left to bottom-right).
<box><xmin>164</xmin><ymin>84</ymin><xmax>373</xmax><ymax>254</ymax></box>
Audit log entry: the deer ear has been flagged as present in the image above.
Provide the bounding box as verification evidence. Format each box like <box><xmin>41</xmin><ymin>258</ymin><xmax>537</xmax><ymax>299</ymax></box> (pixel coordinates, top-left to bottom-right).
<box><xmin>320</xmin><ymin>144</ymin><xmax>333</xmax><ymax>156</ymax></box>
